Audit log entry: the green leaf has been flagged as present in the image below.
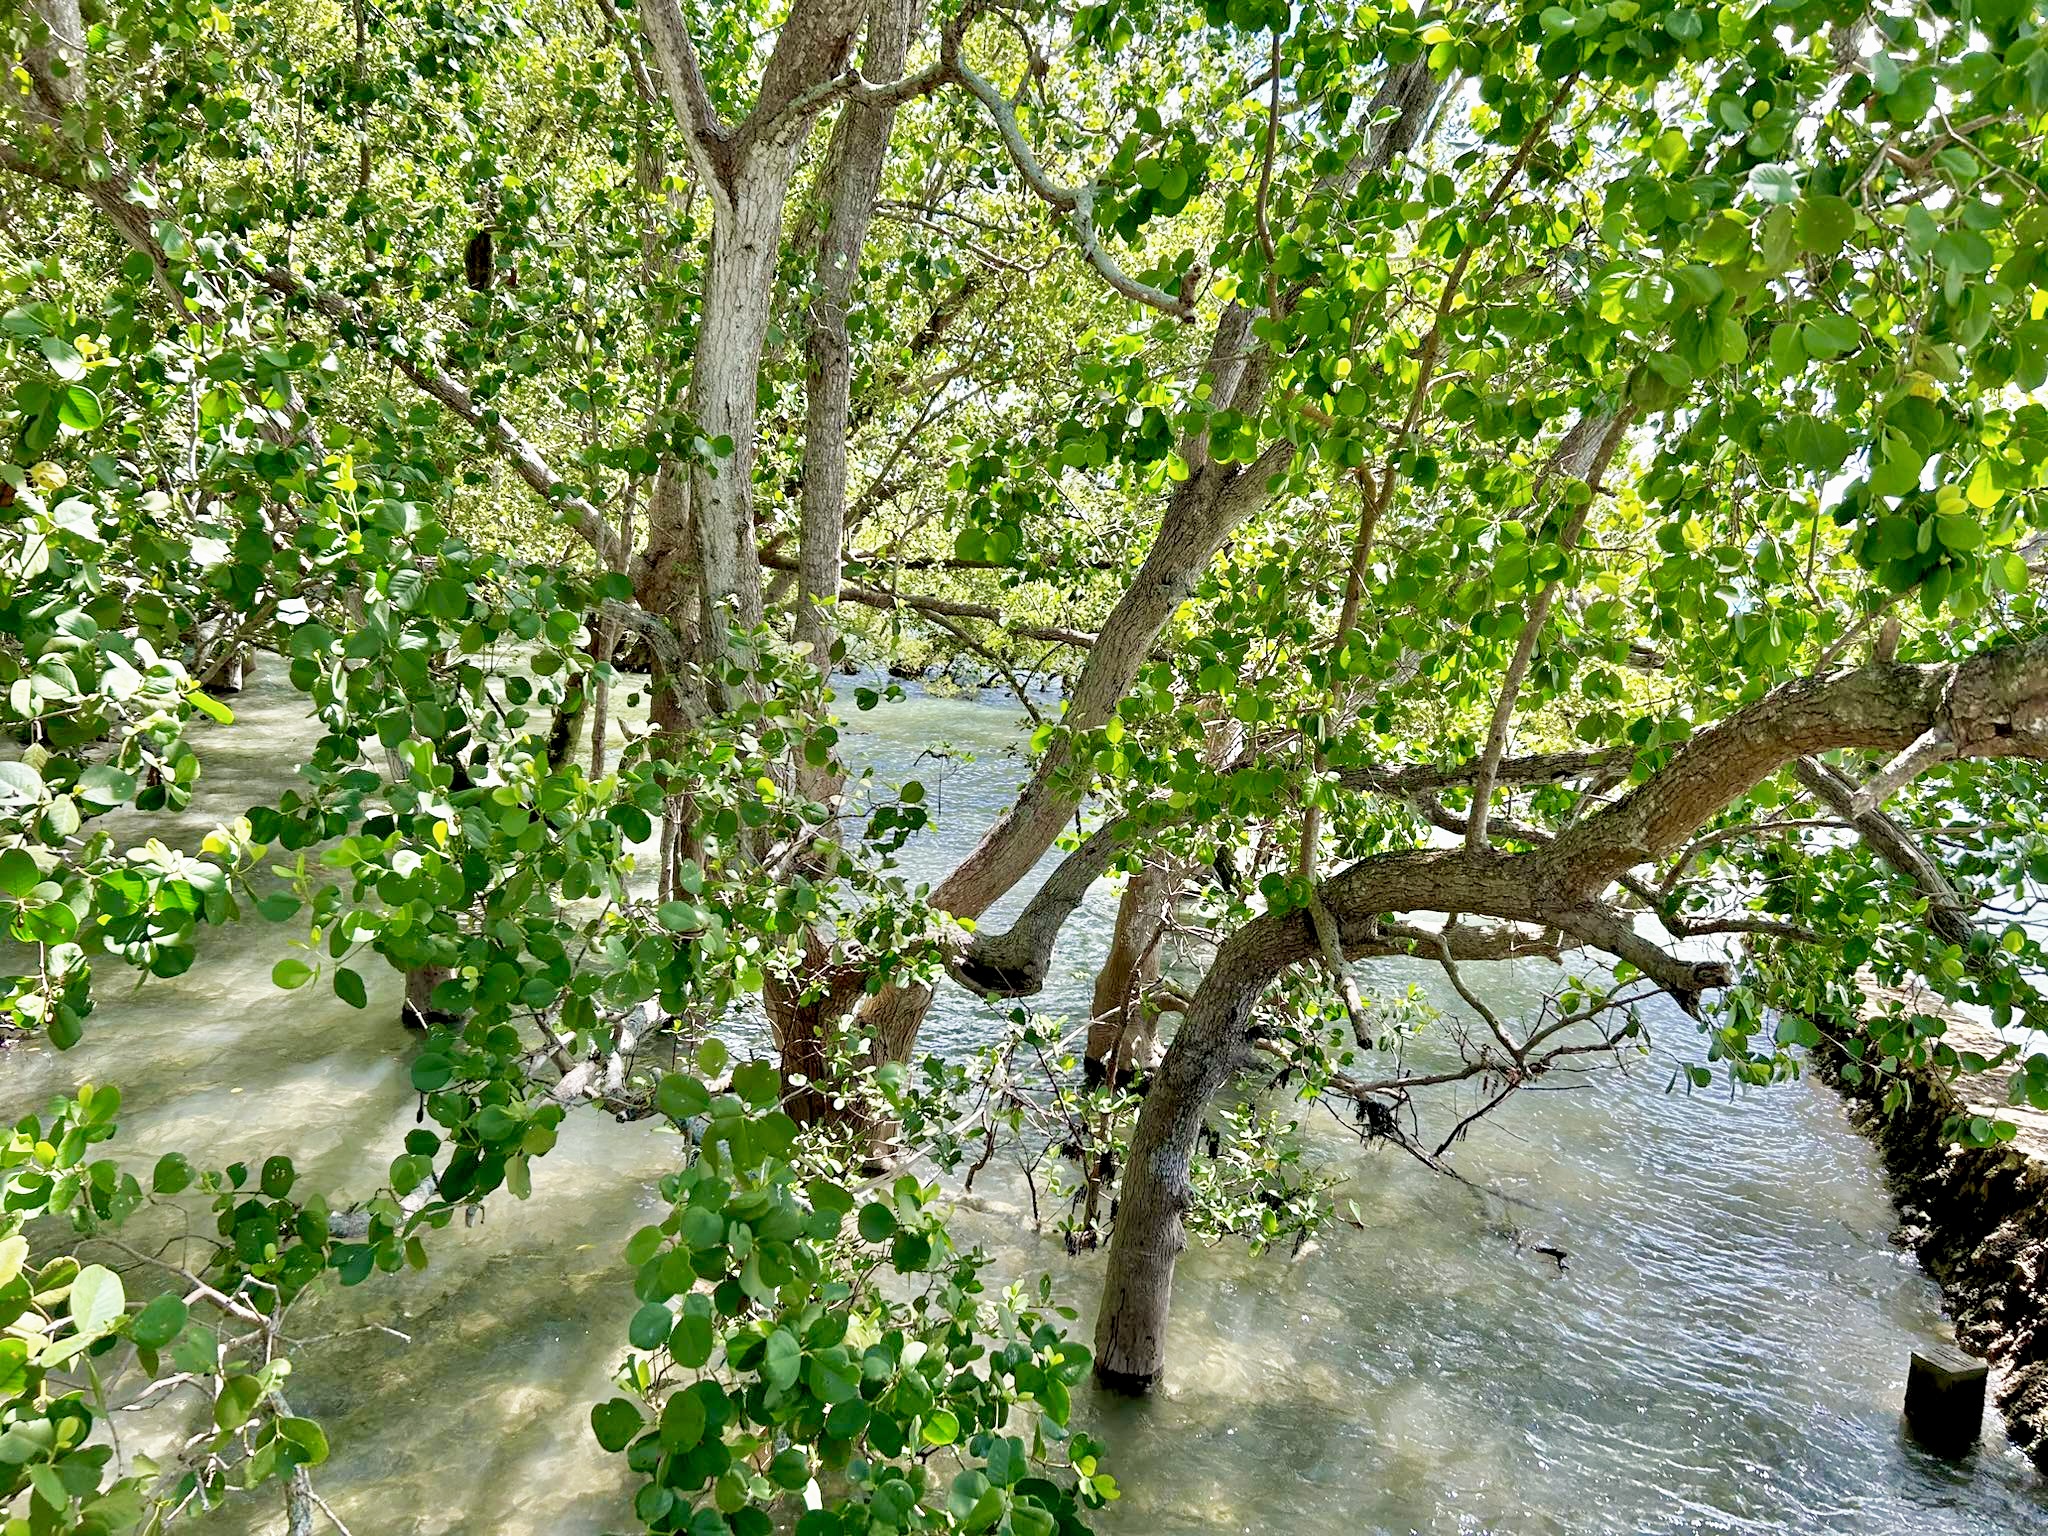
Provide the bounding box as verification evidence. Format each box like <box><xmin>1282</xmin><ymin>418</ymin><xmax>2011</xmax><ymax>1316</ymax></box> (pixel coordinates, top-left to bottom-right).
<box><xmin>75</xmin><ymin>765</ymin><xmax>136</xmax><ymax>808</ymax></box>
<box><xmin>656</xmin><ymin>900</ymin><xmax>702</xmax><ymax>932</ymax></box>
<box><xmin>277</xmin><ymin>1416</ymin><xmax>330</xmax><ymax>1465</ymax></box>
<box><xmin>261</xmin><ymin>1155</ymin><xmax>296</xmax><ymax>1198</ymax></box>
<box><xmin>1801</xmin><ymin>313</ymin><xmax>1860</xmax><ymax>361</ymax></box>
<box><xmin>922</xmin><ymin>1407</ymin><xmax>960</xmax><ymax>1446</ymax></box>
<box><xmin>333</xmin><ymin>967</ymin><xmax>368</xmax><ymax>1009</ymax></box>
<box><xmin>410</xmin><ymin>1054</ymin><xmax>456</xmax><ymax>1092</ymax></box>
<box><xmin>857</xmin><ymin>1202</ymin><xmax>897</xmax><ymax>1242</ymax></box>
<box><xmin>186</xmin><ymin>689</ymin><xmax>235</xmax><ymax>725</ymax></box>
<box><xmin>56</xmin><ymin>384</ymin><xmax>103</xmax><ymax>431</ymax></box>
<box><xmin>807</xmin><ymin>1353</ymin><xmax>860</xmax><ymax>1404</ymax></box>
<box><xmin>0</xmin><ymin>847</ymin><xmax>38</xmax><ymax>898</ymax></box>
<box><xmin>629</xmin><ymin>1303</ymin><xmax>672</xmax><ymax>1351</ymax></box>
<box><xmin>131</xmin><ymin>1293</ymin><xmax>189</xmax><ymax>1350</ymax></box>
<box><xmin>671</xmin><ymin>1298</ymin><xmax>715</xmax><ymax>1369</ymax></box>
<box><xmin>660</xmin><ymin>1387</ymin><xmax>707</xmax><ymax>1451</ymax></box>
<box><xmin>38</xmin><ymin>335</ymin><xmax>83</xmax><ymax>379</ymax></box>
<box><xmin>1933</xmin><ymin>229</ymin><xmax>1994</xmax><ymax>275</ymax></box>
<box><xmin>1934</xmin><ymin>514</ymin><xmax>1980</xmax><ymax>553</ymax></box>
<box><xmin>873</xmin><ymin>1478</ymin><xmax>919</xmax><ymax>1524</ymax></box>
<box><xmin>1796</xmin><ymin>195</ymin><xmax>1855</xmax><ymax>254</ymax></box>
<box><xmin>26</xmin><ymin>1464</ymin><xmax>66</xmax><ymax>1510</ymax></box>
<box><xmin>1746</xmin><ymin>163</ymin><xmax>1799</xmax><ymax>204</ymax></box>
<box><xmin>762</xmin><ymin>1327</ymin><xmax>801</xmax><ymax>1390</ymax></box>
<box><xmin>655</xmin><ymin>1073</ymin><xmax>711</xmax><ymax>1120</ymax></box>
<box><xmin>590</xmin><ymin>1397</ymin><xmax>643</xmax><ymax>1453</ymax></box>
<box><xmin>272</xmin><ymin>957</ymin><xmax>314</xmax><ymax>990</ymax></box>
<box><xmin>731</xmin><ymin>1059</ymin><xmax>780</xmax><ymax>1109</ymax></box>
<box><xmin>153</xmin><ymin>1152</ymin><xmax>196</xmax><ymax>1195</ymax></box>
<box><xmin>891</xmin><ymin>1231</ymin><xmax>933</xmax><ymax>1272</ymax></box>
<box><xmin>214</xmin><ymin>1373</ymin><xmax>265</xmax><ymax>1431</ymax></box>
<box><xmin>0</xmin><ymin>761</ymin><xmax>46</xmax><ymax>808</ymax></box>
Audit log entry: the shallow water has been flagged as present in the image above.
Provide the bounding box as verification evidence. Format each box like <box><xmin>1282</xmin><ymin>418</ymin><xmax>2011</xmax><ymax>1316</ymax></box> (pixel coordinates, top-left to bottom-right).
<box><xmin>5</xmin><ymin>670</ymin><xmax>2043</xmax><ymax>1535</ymax></box>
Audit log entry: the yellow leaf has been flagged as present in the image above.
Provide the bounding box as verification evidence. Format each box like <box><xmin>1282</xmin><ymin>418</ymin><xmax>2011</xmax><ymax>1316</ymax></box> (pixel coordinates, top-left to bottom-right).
<box><xmin>1965</xmin><ymin>459</ymin><xmax>2001</xmax><ymax>510</ymax></box>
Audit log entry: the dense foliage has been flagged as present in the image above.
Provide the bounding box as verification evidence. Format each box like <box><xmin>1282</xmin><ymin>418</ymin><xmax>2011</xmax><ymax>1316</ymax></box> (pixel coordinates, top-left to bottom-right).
<box><xmin>3</xmin><ymin>0</ymin><xmax>2046</xmax><ymax>1527</ymax></box>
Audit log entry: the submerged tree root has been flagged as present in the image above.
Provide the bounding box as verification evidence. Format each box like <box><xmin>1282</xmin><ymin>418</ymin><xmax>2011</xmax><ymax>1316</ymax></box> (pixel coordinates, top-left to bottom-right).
<box><xmin>1812</xmin><ymin>1025</ymin><xmax>2048</xmax><ymax>1475</ymax></box>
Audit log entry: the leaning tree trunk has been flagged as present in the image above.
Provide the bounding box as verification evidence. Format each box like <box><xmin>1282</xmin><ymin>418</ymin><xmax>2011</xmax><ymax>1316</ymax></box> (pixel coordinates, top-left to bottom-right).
<box><xmin>1092</xmin><ymin>930</ymin><xmax>1270</xmax><ymax>1390</ymax></box>
<box><xmin>854</xmin><ymin>447</ymin><xmax>1276</xmax><ymax>1066</ymax></box>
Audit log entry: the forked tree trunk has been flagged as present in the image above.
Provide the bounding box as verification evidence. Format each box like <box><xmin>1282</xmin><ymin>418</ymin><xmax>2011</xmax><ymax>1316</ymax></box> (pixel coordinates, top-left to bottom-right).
<box><xmin>1086</xmin><ymin>861</ymin><xmax>1172</xmax><ymax>1085</ymax></box>
<box><xmin>794</xmin><ymin>54</ymin><xmax>1447</xmax><ymax>1094</ymax></box>
<box><xmin>636</xmin><ymin>0</ymin><xmax>866</xmax><ymax>667</ymax></box>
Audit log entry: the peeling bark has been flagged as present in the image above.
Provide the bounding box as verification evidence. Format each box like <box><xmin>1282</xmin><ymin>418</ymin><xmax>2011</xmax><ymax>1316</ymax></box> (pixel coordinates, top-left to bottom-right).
<box><xmin>1086</xmin><ymin>861</ymin><xmax>1173</xmax><ymax>1085</ymax></box>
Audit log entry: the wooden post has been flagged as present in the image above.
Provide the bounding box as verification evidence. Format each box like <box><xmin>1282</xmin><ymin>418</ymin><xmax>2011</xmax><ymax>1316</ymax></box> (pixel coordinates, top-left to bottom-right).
<box><xmin>1904</xmin><ymin>1344</ymin><xmax>1989</xmax><ymax>1457</ymax></box>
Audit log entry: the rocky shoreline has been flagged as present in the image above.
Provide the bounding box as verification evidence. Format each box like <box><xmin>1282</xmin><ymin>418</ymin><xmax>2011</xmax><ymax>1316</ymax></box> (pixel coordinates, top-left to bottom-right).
<box><xmin>1812</xmin><ymin>1006</ymin><xmax>2048</xmax><ymax>1475</ymax></box>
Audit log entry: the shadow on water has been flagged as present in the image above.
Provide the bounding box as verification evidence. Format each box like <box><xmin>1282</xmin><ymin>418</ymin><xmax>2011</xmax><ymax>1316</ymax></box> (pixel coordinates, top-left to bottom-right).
<box><xmin>4</xmin><ymin>671</ymin><xmax>2043</xmax><ymax>1533</ymax></box>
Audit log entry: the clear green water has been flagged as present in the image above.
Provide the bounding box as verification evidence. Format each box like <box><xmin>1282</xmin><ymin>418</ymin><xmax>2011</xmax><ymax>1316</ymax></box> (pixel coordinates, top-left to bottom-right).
<box><xmin>5</xmin><ymin>672</ymin><xmax>2042</xmax><ymax>1534</ymax></box>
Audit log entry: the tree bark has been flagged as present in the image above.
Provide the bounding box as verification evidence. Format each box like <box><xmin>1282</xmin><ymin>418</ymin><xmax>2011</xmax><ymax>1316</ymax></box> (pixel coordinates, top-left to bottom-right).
<box><xmin>796</xmin><ymin>0</ymin><xmax>925</xmax><ymax>668</ymax></box>
<box><xmin>1094</xmin><ymin>640</ymin><xmax>2048</xmax><ymax>1389</ymax></box>
<box><xmin>1086</xmin><ymin>860</ymin><xmax>1173</xmax><ymax>1085</ymax></box>
<box><xmin>686</xmin><ymin>173</ymin><xmax>780</xmax><ymax>651</ymax></box>
<box><xmin>1093</xmin><ymin>928</ymin><xmax>1268</xmax><ymax>1391</ymax></box>
<box><xmin>636</xmin><ymin>0</ymin><xmax>870</xmax><ymax>664</ymax></box>
<box><xmin>849</xmin><ymin>60</ymin><xmax>1453</xmax><ymax>1068</ymax></box>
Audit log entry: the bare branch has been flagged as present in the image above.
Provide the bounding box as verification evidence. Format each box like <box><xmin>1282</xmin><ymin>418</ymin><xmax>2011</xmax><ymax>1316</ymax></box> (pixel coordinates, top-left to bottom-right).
<box><xmin>1850</xmin><ymin>725</ymin><xmax>1955</xmax><ymax>814</ymax></box>
<box><xmin>1466</xmin><ymin>407</ymin><xmax>1633</xmax><ymax>851</ymax></box>
<box><xmin>1433</xmin><ymin>930</ymin><xmax>1523</xmax><ymax>1068</ymax></box>
<box><xmin>938</xmin><ymin>30</ymin><xmax>1194</xmax><ymax>319</ymax></box>
<box><xmin>758</xmin><ymin>549</ymin><xmax>1094</xmax><ymax>647</ymax></box>
<box><xmin>591</xmin><ymin>0</ymin><xmax>662</xmax><ymax>111</ymax></box>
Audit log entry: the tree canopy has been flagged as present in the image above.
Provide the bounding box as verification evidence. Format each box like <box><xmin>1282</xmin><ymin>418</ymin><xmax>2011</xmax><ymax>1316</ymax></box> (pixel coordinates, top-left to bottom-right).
<box><xmin>3</xmin><ymin>0</ymin><xmax>2047</xmax><ymax>1528</ymax></box>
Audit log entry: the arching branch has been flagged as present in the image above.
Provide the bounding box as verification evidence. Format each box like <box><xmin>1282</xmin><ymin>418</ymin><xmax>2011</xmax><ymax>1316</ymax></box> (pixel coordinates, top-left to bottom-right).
<box><xmin>936</xmin><ymin>22</ymin><xmax>1194</xmax><ymax>319</ymax></box>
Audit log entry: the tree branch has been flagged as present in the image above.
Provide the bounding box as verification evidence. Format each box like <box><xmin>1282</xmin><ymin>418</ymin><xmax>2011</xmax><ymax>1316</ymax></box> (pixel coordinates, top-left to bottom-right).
<box><xmin>590</xmin><ymin>0</ymin><xmax>662</xmax><ymax>111</ymax></box>
<box><xmin>937</xmin><ymin>28</ymin><xmax>1194</xmax><ymax>319</ymax></box>
<box><xmin>1466</xmin><ymin>407</ymin><xmax>1633</xmax><ymax>851</ymax></box>
<box><xmin>633</xmin><ymin>0</ymin><xmax>735</xmax><ymax>188</ymax></box>
<box><xmin>254</xmin><ymin>267</ymin><xmax>625</xmax><ymax>569</ymax></box>
<box><xmin>758</xmin><ymin>549</ymin><xmax>1093</xmax><ymax>647</ymax></box>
